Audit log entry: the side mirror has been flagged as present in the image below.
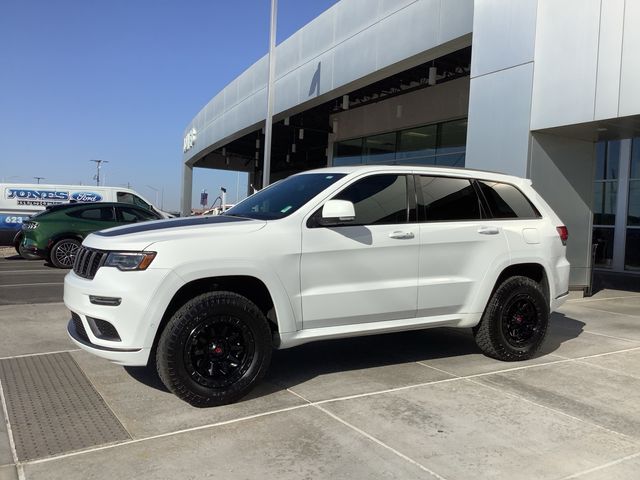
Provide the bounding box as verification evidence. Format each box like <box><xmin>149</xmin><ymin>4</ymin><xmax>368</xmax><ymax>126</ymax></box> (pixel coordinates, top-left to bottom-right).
<box><xmin>320</xmin><ymin>200</ymin><xmax>355</xmax><ymax>226</ymax></box>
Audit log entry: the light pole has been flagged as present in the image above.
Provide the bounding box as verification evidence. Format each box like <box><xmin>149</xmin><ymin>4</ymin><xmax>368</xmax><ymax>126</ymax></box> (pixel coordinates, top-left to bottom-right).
<box><xmin>262</xmin><ymin>0</ymin><xmax>278</xmax><ymax>189</ymax></box>
<box><xmin>90</xmin><ymin>159</ymin><xmax>108</xmax><ymax>186</ymax></box>
<box><xmin>34</xmin><ymin>176</ymin><xmax>45</xmax><ymax>184</ymax></box>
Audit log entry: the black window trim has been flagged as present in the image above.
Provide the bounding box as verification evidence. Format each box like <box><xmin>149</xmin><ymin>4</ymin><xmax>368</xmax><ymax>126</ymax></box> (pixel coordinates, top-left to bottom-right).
<box><xmin>473</xmin><ymin>179</ymin><xmax>543</xmax><ymax>220</ymax></box>
<box><xmin>307</xmin><ymin>173</ymin><xmax>413</xmax><ymax>228</ymax></box>
<box><xmin>116</xmin><ymin>205</ymin><xmax>160</xmax><ymax>222</ymax></box>
<box><xmin>414</xmin><ymin>174</ymin><xmax>486</xmax><ymax>223</ymax></box>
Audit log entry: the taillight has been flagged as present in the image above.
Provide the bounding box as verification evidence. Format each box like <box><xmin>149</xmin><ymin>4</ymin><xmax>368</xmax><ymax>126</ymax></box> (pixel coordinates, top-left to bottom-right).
<box><xmin>556</xmin><ymin>226</ymin><xmax>568</xmax><ymax>246</ymax></box>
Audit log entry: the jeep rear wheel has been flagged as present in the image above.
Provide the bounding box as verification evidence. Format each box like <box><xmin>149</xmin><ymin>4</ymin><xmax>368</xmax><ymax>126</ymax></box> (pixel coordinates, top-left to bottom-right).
<box><xmin>474</xmin><ymin>276</ymin><xmax>549</xmax><ymax>361</ymax></box>
<box><xmin>156</xmin><ymin>291</ymin><xmax>272</xmax><ymax>407</ymax></box>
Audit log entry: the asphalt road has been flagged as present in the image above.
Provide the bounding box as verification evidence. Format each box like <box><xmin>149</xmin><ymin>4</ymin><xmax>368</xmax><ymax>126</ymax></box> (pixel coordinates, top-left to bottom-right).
<box><xmin>0</xmin><ymin>255</ymin><xmax>67</xmax><ymax>305</ymax></box>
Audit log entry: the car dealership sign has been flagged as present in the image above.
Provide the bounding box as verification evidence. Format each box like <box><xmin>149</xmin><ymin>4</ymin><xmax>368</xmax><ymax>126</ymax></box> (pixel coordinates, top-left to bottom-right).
<box><xmin>183</xmin><ymin>128</ymin><xmax>197</xmax><ymax>153</ymax></box>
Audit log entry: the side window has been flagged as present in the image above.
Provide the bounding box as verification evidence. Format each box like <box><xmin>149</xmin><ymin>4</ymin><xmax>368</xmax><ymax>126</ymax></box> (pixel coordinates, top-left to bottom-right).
<box><xmin>117</xmin><ymin>192</ymin><xmax>134</xmax><ymax>205</ymax></box>
<box><xmin>132</xmin><ymin>195</ymin><xmax>151</xmax><ymax>209</ymax></box>
<box><xmin>477</xmin><ymin>181</ymin><xmax>541</xmax><ymax>219</ymax></box>
<box><xmin>418</xmin><ymin>176</ymin><xmax>481</xmax><ymax>221</ymax></box>
<box><xmin>118</xmin><ymin>192</ymin><xmax>151</xmax><ymax>210</ymax></box>
<box><xmin>333</xmin><ymin>174</ymin><xmax>408</xmax><ymax>225</ymax></box>
<box><xmin>118</xmin><ymin>207</ymin><xmax>158</xmax><ymax>223</ymax></box>
<box><xmin>68</xmin><ymin>207</ymin><xmax>115</xmax><ymax>221</ymax></box>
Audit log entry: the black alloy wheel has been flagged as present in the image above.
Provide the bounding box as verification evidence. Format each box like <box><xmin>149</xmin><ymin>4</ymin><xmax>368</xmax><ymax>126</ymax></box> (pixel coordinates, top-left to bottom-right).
<box><xmin>501</xmin><ymin>293</ymin><xmax>541</xmax><ymax>348</ymax></box>
<box><xmin>157</xmin><ymin>291</ymin><xmax>272</xmax><ymax>407</ymax></box>
<box><xmin>184</xmin><ymin>316</ymin><xmax>255</xmax><ymax>389</ymax></box>
<box><xmin>474</xmin><ymin>276</ymin><xmax>549</xmax><ymax>361</ymax></box>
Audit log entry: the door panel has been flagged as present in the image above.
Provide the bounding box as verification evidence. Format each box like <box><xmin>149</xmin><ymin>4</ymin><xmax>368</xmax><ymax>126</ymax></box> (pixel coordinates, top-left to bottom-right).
<box><xmin>300</xmin><ymin>174</ymin><xmax>419</xmax><ymax>328</ymax></box>
<box><xmin>301</xmin><ymin>224</ymin><xmax>419</xmax><ymax>328</ymax></box>
<box><xmin>416</xmin><ymin>176</ymin><xmax>509</xmax><ymax>316</ymax></box>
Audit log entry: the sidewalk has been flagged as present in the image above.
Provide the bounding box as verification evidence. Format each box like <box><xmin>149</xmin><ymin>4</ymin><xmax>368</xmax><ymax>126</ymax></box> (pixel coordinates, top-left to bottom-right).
<box><xmin>1</xmin><ymin>291</ymin><xmax>640</xmax><ymax>479</ymax></box>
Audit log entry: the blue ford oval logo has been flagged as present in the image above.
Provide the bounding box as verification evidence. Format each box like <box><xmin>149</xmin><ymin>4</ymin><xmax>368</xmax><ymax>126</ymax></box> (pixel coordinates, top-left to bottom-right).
<box><xmin>71</xmin><ymin>192</ymin><xmax>103</xmax><ymax>202</ymax></box>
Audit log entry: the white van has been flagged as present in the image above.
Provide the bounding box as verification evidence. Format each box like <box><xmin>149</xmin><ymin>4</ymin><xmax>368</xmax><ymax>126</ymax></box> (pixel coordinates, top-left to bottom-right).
<box><xmin>0</xmin><ymin>183</ymin><xmax>170</xmax><ymax>249</ymax></box>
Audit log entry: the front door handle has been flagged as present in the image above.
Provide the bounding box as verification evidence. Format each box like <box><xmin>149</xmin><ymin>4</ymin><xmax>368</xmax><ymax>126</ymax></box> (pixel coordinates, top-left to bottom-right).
<box><xmin>389</xmin><ymin>230</ymin><xmax>415</xmax><ymax>239</ymax></box>
<box><xmin>478</xmin><ymin>226</ymin><xmax>500</xmax><ymax>235</ymax></box>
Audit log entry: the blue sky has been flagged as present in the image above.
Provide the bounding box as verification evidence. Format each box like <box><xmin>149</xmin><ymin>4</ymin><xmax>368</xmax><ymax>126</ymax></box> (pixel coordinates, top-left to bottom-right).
<box><xmin>0</xmin><ymin>0</ymin><xmax>338</xmax><ymax>211</ymax></box>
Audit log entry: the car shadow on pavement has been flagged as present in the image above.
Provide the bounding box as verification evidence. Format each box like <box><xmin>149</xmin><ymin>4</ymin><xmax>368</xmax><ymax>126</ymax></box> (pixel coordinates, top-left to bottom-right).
<box><xmin>122</xmin><ymin>313</ymin><xmax>586</xmax><ymax>399</ymax></box>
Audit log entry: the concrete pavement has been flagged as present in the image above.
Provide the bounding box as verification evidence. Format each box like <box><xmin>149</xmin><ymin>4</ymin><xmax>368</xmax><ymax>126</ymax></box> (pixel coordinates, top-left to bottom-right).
<box><xmin>0</xmin><ymin>285</ymin><xmax>639</xmax><ymax>479</ymax></box>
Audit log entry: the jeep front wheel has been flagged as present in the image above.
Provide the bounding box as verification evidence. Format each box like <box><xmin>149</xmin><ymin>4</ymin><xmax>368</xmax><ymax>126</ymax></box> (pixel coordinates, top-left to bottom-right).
<box><xmin>156</xmin><ymin>291</ymin><xmax>272</xmax><ymax>407</ymax></box>
<box><xmin>474</xmin><ymin>276</ymin><xmax>549</xmax><ymax>361</ymax></box>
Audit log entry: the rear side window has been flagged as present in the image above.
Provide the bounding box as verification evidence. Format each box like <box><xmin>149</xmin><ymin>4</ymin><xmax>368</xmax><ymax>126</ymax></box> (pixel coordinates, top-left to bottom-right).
<box><xmin>334</xmin><ymin>174</ymin><xmax>408</xmax><ymax>225</ymax></box>
<box><xmin>67</xmin><ymin>207</ymin><xmax>115</xmax><ymax>221</ymax></box>
<box><xmin>476</xmin><ymin>181</ymin><xmax>541</xmax><ymax>219</ymax></box>
<box><xmin>418</xmin><ymin>176</ymin><xmax>481</xmax><ymax>221</ymax></box>
<box><xmin>118</xmin><ymin>206</ymin><xmax>159</xmax><ymax>222</ymax></box>
<box><xmin>118</xmin><ymin>192</ymin><xmax>151</xmax><ymax>209</ymax></box>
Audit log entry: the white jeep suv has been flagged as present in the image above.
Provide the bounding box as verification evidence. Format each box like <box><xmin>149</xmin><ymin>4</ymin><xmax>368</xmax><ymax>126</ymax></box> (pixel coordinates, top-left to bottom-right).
<box><xmin>65</xmin><ymin>166</ymin><xmax>570</xmax><ymax>407</ymax></box>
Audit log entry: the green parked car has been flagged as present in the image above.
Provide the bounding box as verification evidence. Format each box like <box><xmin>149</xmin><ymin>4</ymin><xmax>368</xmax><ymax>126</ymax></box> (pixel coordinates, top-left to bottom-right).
<box><xmin>21</xmin><ymin>202</ymin><xmax>163</xmax><ymax>268</ymax></box>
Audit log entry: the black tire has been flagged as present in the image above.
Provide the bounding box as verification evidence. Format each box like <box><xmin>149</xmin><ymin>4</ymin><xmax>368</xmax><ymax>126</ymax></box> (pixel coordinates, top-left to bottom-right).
<box><xmin>15</xmin><ymin>233</ymin><xmax>40</xmax><ymax>260</ymax></box>
<box><xmin>49</xmin><ymin>238</ymin><xmax>81</xmax><ymax>268</ymax></box>
<box><xmin>18</xmin><ymin>243</ymin><xmax>40</xmax><ymax>260</ymax></box>
<box><xmin>474</xmin><ymin>276</ymin><xmax>549</xmax><ymax>361</ymax></box>
<box><xmin>156</xmin><ymin>291</ymin><xmax>272</xmax><ymax>407</ymax></box>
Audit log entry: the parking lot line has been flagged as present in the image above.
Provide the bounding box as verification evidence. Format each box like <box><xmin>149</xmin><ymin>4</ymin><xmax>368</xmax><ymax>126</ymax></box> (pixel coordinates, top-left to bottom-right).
<box><xmin>22</xmin><ymin>403</ymin><xmax>310</xmax><ymax>467</ymax></box>
<box><xmin>567</xmin><ymin>294</ymin><xmax>640</xmax><ymax>304</ymax></box>
<box><xmin>557</xmin><ymin>450</ymin><xmax>640</xmax><ymax>479</ymax></box>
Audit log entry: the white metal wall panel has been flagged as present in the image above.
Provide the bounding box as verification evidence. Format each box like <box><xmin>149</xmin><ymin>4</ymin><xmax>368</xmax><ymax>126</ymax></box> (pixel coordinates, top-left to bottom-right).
<box><xmin>530</xmin><ymin>0</ymin><xmax>601</xmax><ymax>130</ymax></box>
<box><xmin>182</xmin><ymin>0</ymin><xmax>473</xmax><ymax>164</ymax></box>
<box><xmin>465</xmin><ymin>63</ymin><xmax>534</xmax><ymax>177</ymax></box>
<box><xmin>619</xmin><ymin>0</ymin><xmax>640</xmax><ymax>117</ymax></box>
<box><xmin>594</xmin><ymin>0</ymin><xmax>624</xmax><ymax>120</ymax></box>
<box><xmin>470</xmin><ymin>0</ymin><xmax>537</xmax><ymax>78</ymax></box>
<box><xmin>438</xmin><ymin>0</ymin><xmax>474</xmax><ymax>45</ymax></box>
<box><xmin>375</xmin><ymin>0</ymin><xmax>439</xmax><ymax>69</ymax></box>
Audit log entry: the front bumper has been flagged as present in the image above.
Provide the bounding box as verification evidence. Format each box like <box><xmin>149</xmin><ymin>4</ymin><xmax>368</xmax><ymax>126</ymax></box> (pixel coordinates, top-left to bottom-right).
<box><xmin>64</xmin><ymin>266</ymin><xmax>182</xmax><ymax>366</ymax></box>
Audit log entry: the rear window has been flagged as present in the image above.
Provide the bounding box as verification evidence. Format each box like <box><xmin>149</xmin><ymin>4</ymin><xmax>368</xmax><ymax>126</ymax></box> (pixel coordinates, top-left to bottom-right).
<box><xmin>476</xmin><ymin>181</ymin><xmax>540</xmax><ymax>219</ymax></box>
<box><xmin>67</xmin><ymin>207</ymin><xmax>115</xmax><ymax>221</ymax></box>
<box><xmin>418</xmin><ymin>176</ymin><xmax>482</xmax><ymax>221</ymax></box>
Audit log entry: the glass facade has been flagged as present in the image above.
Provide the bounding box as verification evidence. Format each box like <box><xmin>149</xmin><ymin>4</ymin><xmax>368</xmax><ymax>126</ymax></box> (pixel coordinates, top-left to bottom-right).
<box><xmin>626</xmin><ymin>138</ymin><xmax>640</xmax><ymax>271</ymax></box>
<box><xmin>333</xmin><ymin>119</ymin><xmax>467</xmax><ymax>167</ymax></box>
<box><xmin>593</xmin><ymin>137</ymin><xmax>640</xmax><ymax>272</ymax></box>
<box><xmin>592</xmin><ymin>141</ymin><xmax>620</xmax><ymax>268</ymax></box>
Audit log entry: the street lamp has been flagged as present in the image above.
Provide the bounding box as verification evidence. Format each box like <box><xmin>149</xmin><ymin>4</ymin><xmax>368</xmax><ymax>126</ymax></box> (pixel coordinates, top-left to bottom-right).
<box><xmin>34</xmin><ymin>176</ymin><xmax>45</xmax><ymax>184</ymax></box>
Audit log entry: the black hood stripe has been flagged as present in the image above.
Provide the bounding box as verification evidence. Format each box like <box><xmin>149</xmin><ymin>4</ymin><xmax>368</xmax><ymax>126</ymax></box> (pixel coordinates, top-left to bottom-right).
<box><xmin>95</xmin><ymin>215</ymin><xmax>251</xmax><ymax>237</ymax></box>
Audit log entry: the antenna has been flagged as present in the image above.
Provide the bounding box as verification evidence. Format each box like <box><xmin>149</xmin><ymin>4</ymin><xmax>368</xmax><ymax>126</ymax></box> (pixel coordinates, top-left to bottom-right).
<box><xmin>90</xmin><ymin>159</ymin><xmax>109</xmax><ymax>186</ymax></box>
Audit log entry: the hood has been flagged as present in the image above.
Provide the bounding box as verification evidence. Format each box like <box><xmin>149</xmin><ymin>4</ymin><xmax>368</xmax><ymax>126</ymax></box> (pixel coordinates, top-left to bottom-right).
<box><xmin>82</xmin><ymin>215</ymin><xmax>266</xmax><ymax>251</ymax></box>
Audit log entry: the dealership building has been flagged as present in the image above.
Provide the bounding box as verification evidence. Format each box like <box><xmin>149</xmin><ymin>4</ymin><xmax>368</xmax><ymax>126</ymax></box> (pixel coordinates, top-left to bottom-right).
<box><xmin>181</xmin><ymin>0</ymin><xmax>640</xmax><ymax>291</ymax></box>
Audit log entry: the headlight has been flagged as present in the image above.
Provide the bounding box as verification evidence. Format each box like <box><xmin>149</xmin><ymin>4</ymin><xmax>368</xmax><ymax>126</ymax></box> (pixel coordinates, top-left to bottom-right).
<box><xmin>104</xmin><ymin>252</ymin><xmax>156</xmax><ymax>271</ymax></box>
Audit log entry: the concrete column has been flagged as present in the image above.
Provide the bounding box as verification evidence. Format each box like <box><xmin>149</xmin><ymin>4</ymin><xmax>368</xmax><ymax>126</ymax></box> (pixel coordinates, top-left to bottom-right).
<box><xmin>530</xmin><ymin>133</ymin><xmax>596</xmax><ymax>289</ymax></box>
<box><xmin>180</xmin><ymin>164</ymin><xmax>193</xmax><ymax>217</ymax></box>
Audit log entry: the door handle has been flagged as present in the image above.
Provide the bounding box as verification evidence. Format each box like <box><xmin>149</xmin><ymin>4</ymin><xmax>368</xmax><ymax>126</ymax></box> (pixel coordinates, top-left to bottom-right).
<box><xmin>389</xmin><ymin>231</ymin><xmax>415</xmax><ymax>239</ymax></box>
<box><xmin>478</xmin><ymin>226</ymin><xmax>500</xmax><ymax>235</ymax></box>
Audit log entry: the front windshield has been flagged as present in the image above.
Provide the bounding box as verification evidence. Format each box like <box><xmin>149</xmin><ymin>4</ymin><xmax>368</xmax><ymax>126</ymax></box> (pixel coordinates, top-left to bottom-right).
<box><xmin>225</xmin><ymin>173</ymin><xmax>346</xmax><ymax>220</ymax></box>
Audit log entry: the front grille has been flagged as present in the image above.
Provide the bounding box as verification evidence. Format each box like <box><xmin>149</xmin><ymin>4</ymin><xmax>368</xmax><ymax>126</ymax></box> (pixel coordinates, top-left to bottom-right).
<box><xmin>73</xmin><ymin>247</ymin><xmax>108</xmax><ymax>279</ymax></box>
<box><xmin>71</xmin><ymin>312</ymin><xmax>90</xmax><ymax>343</ymax></box>
<box><xmin>87</xmin><ymin>317</ymin><xmax>121</xmax><ymax>341</ymax></box>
